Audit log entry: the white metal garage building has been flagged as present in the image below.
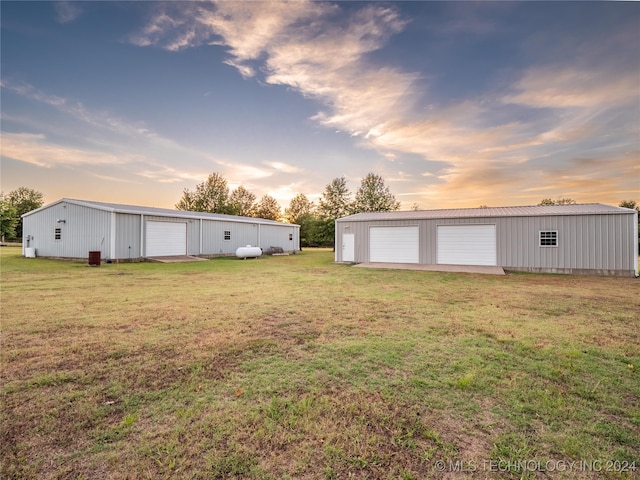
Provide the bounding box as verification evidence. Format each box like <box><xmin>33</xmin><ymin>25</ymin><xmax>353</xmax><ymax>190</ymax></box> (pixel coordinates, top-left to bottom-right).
<box><xmin>22</xmin><ymin>198</ymin><xmax>300</xmax><ymax>261</ymax></box>
<box><xmin>335</xmin><ymin>204</ymin><xmax>638</xmax><ymax>277</ymax></box>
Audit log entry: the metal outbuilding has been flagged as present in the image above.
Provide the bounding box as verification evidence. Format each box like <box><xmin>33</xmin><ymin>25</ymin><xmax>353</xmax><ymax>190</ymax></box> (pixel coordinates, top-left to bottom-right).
<box><xmin>22</xmin><ymin>198</ymin><xmax>300</xmax><ymax>261</ymax></box>
<box><xmin>335</xmin><ymin>204</ymin><xmax>638</xmax><ymax>277</ymax></box>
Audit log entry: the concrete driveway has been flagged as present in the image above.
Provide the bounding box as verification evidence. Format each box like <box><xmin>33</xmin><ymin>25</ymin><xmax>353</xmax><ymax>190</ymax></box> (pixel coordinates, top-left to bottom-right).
<box><xmin>353</xmin><ymin>262</ymin><xmax>505</xmax><ymax>275</ymax></box>
<box><xmin>147</xmin><ymin>255</ymin><xmax>208</xmax><ymax>263</ymax></box>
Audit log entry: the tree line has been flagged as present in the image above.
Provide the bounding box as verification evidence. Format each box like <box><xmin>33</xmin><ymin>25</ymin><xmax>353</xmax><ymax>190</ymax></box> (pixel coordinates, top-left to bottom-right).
<box><xmin>1</xmin><ymin>187</ymin><xmax>44</xmax><ymax>243</ymax></box>
<box><xmin>175</xmin><ymin>172</ymin><xmax>401</xmax><ymax>247</ymax></box>
<box><xmin>1</xmin><ymin>181</ymin><xmax>638</xmax><ymax>250</ymax></box>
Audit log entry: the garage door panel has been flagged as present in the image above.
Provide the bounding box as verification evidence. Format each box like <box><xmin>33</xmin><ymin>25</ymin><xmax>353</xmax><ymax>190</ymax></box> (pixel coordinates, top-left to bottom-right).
<box><xmin>437</xmin><ymin>225</ymin><xmax>496</xmax><ymax>266</ymax></box>
<box><xmin>146</xmin><ymin>221</ymin><xmax>187</xmax><ymax>257</ymax></box>
<box><xmin>370</xmin><ymin>226</ymin><xmax>419</xmax><ymax>263</ymax></box>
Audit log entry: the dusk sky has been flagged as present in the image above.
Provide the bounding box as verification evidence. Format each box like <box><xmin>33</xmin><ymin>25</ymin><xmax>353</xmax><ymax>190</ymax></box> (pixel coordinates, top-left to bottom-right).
<box><xmin>1</xmin><ymin>1</ymin><xmax>639</xmax><ymax>211</ymax></box>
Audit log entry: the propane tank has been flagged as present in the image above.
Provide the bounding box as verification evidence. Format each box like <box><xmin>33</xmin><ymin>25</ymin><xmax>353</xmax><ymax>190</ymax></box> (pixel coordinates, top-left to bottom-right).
<box><xmin>235</xmin><ymin>245</ymin><xmax>262</xmax><ymax>259</ymax></box>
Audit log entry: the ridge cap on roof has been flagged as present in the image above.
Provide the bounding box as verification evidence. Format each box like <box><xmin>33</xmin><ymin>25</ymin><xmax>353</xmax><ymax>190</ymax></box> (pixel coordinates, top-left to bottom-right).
<box><xmin>25</xmin><ymin>198</ymin><xmax>299</xmax><ymax>226</ymax></box>
<box><xmin>337</xmin><ymin>202</ymin><xmax>629</xmax><ymax>221</ymax></box>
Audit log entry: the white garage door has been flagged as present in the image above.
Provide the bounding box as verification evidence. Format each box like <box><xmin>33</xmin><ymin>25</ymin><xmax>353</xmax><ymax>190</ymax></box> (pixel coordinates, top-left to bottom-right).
<box><xmin>437</xmin><ymin>225</ymin><xmax>496</xmax><ymax>266</ymax></box>
<box><xmin>370</xmin><ymin>226</ymin><xmax>419</xmax><ymax>263</ymax></box>
<box><xmin>146</xmin><ymin>221</ymin><xmax>187</xmax><ymax>257</ymax></box>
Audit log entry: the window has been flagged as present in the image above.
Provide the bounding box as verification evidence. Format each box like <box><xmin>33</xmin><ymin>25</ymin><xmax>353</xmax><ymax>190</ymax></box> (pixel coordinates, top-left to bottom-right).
<box><xmin>539</xmin><ymin>230</ymin><xmax>557</xmax><ymax>247</ymax></box>
<box><xmin>224</xmin><ymin>230</ymin><xmax>231</xmax><ymax>241</ymax></box>
<box><xmin>54</xmin><ymin>228</ymin><xmax>62</xmax><ymax>240</ymax></box>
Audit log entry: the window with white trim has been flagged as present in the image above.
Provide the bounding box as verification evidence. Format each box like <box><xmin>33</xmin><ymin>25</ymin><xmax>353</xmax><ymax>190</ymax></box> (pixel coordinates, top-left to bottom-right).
<box><xmin>54</xmin><ymin>228</ymin><xmax>62</xmax><ymax>241</ymax></box>
<box><xmin>539</xmin><ymin>230</ymin><xmax>558</xmax><ymax>247</ymax></box>
<box><xmin>224</xmin><ymin>230</ymin><xmax>231</xmax><ymax>241</ymax></box>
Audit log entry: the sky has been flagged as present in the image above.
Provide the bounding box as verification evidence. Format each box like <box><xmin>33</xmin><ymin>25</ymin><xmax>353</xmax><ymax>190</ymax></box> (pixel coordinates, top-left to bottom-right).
<box><xmin>1</xmin><ymin>1</ymin><xmax>639</xmax><ymax>211</ymax></box>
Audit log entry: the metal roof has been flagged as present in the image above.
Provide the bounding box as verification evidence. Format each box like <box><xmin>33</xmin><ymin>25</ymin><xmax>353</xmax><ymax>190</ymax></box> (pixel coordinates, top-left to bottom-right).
<box><xmin>24</xmin><ymin>198</ymin><xmax>299</xmax><ymax>227</ymax></box>
<box><xmin>337</xmin><ymin>203</ymin><xmax>635</xmax><ymax>222</ymax></box>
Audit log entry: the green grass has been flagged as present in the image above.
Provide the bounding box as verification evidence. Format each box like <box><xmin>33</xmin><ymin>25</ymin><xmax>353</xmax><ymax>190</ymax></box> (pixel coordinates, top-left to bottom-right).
<box><xmin>1</xmin><ymin>247</ymin><xmax>639</xmax><ymax>479</ymax></box>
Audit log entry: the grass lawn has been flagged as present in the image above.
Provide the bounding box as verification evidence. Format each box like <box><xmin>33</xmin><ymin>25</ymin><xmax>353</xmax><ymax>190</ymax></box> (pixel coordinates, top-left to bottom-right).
<box><xmin>1</xmin><ymin>246</ymin><xmax>638</xmax><ymax>479</ymax></box>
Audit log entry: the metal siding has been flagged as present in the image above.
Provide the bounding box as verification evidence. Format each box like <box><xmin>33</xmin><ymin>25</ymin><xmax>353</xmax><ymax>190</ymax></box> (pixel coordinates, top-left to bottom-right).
<box><xmin>201</xmin><ymin>220</ymin><xmax>258</xmax><ymax>255</ymax></box>
<box><xmin>259</xmin><ymin>224</ymin><xmax>298</xmax><ymax>252</ymax></box>
<box><xmin>593</xmin><ymin>216</ymin><xmax>602</xmax><ymax>268</ymax></box>
<box><xmin>338</xmin><ymin>212</ymin><xmax>635</xmax><ymax>275</ymax></box>
<box><xmin>22</xmin><ymin>199</ymin><xmax>301</xmax><ymax>260</ymax></box>
<box><xmin>630</xmin><ymin>212</ymin><xmax>637</xmax><ymax>274</ymax></box>
<box><xmin>496</xmin><ymin>214</ymin><xmax>635</xmax><ymax>273</ymax></box>
<box><xmin>187</xmin><ymin>220</ymin><xmax>200</xmax><ymax>255</ymax></box>
<box><xmin>115</xmin><ymin>213</ymin><xmax>141</xmax><ymax>260</ymax></box>
<box><xmin>23</xmin><ymin>201</ymin><xmax>111</xmax><ymax>259</ymax></box>
<box><xmin>293</xmin><ymin>226</ymin><xmax>301</xmax><ymax>252</ymax></box>
<box><xmin>422</xmin><ymin>220</ymin><xmax>435</xmax><ymax>264</ymax></box>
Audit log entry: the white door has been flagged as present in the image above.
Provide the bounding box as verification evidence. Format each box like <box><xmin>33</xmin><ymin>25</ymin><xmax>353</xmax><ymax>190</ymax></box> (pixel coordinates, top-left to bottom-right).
<box><xmin>146</xmin><ymin>221</ymin><xmax>187</xmax><ymax>257</ymax></box>
<box><xmin>342</xmin><ymin>233</ymin><xmax>355</xmax><ymax>262</ymax></box>
<box><xmin>437</xmin><ymin>224</ymin><xmax>496</xmax><ymax>265</ymax></box>
<box><xmin>369</xmin><ymin>226</ymin><xmax>419</xmax><ymax>263</ymax></box>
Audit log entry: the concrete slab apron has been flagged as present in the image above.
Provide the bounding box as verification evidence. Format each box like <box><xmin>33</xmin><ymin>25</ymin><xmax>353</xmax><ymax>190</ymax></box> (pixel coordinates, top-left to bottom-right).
<box><xmin>147</xmin><ymin>256</ymin><xmax>208</xmax><ymax>263</ymax></box>
<box><xmin>353</xmin><ymin>263</ymin><xmax>505</xmax><ymax>275</ymax></box>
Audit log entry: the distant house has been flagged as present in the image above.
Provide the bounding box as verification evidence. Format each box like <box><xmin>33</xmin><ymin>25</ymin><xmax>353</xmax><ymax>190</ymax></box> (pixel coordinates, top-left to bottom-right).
<box><xmin>335</xmin><ymin>203</ymin><xmax>638</xmax><ymax>277</ymax></box>
<box><xmin>22</xmin><ymin>198</ymin><xmax>299</xmax><ymax>261</ymax></box>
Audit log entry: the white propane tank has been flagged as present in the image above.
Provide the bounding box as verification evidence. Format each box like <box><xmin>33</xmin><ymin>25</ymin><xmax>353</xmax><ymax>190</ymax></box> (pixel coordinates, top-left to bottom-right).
<box><xmin>235</xmin><ymin>245</ymin><xmax>262</xmax><ymax>259</ymax></box>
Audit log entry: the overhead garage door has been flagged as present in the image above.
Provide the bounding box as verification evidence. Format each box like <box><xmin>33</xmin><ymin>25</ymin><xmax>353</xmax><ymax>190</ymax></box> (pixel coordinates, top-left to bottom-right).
<box><xmin>146</xmin><ymin>221</ymin><xmax>187</xmax><ymax>257</ymax></box>
<box><xmin>370</xmin><ymin>226</ymin><xmax>419</xmax><ymax>263</ymax></box>
<box><xmin>437</xmin><ymin>224</ymin><xmax>496</xmax><ymax>266</ymax></box>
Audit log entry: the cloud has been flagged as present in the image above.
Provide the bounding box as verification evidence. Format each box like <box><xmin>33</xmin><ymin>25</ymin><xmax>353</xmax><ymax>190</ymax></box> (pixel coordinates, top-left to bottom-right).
<box><xmin>129</xmin><ymin>5</ymin><xmax>208</xmax><ymax>51</ymax></box>
<box><xmin>202</xmin><ymin>2</ymin><xmax>330</xmax><ymax>64</ymax></box>
<box><xmin>0</xmin><ymin>131</ymin><xmax>213</xmax><ymax>186</ymax></box>
<box><xmin>136</xmin><ymin>164</ymin><xmax>209</xmax><ymax>184</ymax></box>
<box><xmin>263</xmin><ymin>161</ymin><xmax>302</xmax><ymax>174</ymax></box>
<box><xmin>1</xmin><ymin>81</ymin><xmax>241</xmax><ymax>192</ymax></box>
<box><xmin>217</xmin><ymin>160</ymin><xmax>274</xmax><ymax>182</ymax></box>
<box><xmin>1</xmin><ymin>79</ymin><xmax>230</xmax><ymax>174</ymax></box>
<box><xmin>53</xmin><ymin>1</ymin><xmax>83</xmax><ymax>24</ymax></box>
<box><xmin>0</xmin><ymin>132</ymin><xmax>124</xmax><ymax>168</ymax></box>
<box><xmin>504</xmin><ymin>66</ymin><xmax>638</xmax><ymax>109</ymax></box>
<box><xmin>128</xmin><ymin>2</ymin><xmax>640</xmax><ymax>208</ymax></box>
<box><xmin>1</xmin><ymin>80</ymin><xmax>67</xmax><ymax>108</ymax></box>
<box><xmin>1</xmin><ymin>80</ymin><xmax>152</xmax><ymax>139</ymax></box>
<box><xmin>538</xmin><ymin>151</ymin><xmax>639</xmax><ymax>193</ymax></box>
<box><xmin>131</xmin><ymin>1</ymin><xmax>418</xmax><ymax>137</ymax></box>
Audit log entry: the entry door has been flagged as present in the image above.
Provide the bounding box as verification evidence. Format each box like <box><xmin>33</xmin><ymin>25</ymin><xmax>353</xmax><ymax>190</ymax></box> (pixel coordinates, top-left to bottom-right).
<box><xmin>342</xmin><ymin>233</ymin><xmax>355</xmax><ymax>262</ymax></box>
